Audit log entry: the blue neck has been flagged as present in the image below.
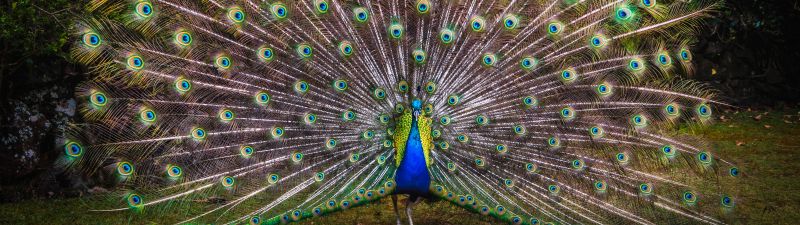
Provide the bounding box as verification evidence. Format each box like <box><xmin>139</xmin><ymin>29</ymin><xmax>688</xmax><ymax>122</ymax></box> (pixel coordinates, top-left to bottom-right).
<box><xmin>395</xmin><ymin>116</ymin><xmax>431</xmax><ymax>196</ymax></box>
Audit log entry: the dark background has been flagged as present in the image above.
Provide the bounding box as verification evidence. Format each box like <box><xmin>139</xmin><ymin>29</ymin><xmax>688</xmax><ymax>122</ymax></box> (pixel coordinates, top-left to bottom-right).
<box><xmin>1</xmin><ymin>0</ymin><xmax>799</xmax><ymax>202</ymax></box>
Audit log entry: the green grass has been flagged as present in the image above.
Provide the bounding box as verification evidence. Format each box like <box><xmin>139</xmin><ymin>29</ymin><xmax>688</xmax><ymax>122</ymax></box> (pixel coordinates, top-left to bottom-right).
<box><xmin>1</xmin><ymin>109</ymin><xmax>798</xmax><ymax>224</ymax></box>
<box><xmin>674</xmin><ymin>108</ymin><xmax>800</xmax><ymax>224</ymax></box>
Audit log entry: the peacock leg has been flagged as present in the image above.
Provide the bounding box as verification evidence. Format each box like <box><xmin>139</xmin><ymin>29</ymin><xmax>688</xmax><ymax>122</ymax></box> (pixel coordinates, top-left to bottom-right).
<box><xmin>405</xmin><ymin>196</ymin><xmax>422</xmax><ymax>225</ymax></box>
<box><xmin>392</xmin><ymin>194</ymin><xmax>401</xmax><ymax>225</ymax></box>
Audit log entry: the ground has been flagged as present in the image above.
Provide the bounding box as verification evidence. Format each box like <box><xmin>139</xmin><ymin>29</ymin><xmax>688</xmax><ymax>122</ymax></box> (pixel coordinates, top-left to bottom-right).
<box><xmin>0</xmin><ymin>108</ymin><xmax>798</xmax><ymax>224</ymax></box>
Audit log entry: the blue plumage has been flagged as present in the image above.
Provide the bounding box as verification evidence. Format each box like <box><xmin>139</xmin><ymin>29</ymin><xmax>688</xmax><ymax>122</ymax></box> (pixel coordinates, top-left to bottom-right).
<box><xmin>395</xmin><ymin>115</ymin><xmax>431</xmax><ymax>198</ymax></box>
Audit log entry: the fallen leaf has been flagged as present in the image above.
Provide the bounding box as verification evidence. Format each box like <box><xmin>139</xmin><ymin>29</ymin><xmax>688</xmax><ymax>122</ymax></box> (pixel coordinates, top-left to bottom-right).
<box><xmin>785</xmin><ymin>120</ymin><xmax>792</xmax><ymax>124</ymax></box>
<box><xmin>754</xmin><ymin>114</ymin><xmax>762</xmax><ymax>121</ymax></box>
<box><xmin>736</xmin><ymin>141</ymin><xmax>745</xmax><ymax>146</ymax></box>
<box><xmin>764</xmin><ymin>125</ymin><xmax>772</xmax><ymax>129</ymax></box>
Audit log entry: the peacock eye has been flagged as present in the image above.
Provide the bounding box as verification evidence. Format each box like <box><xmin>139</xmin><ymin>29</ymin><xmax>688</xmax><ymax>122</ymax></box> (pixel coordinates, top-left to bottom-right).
<box><xmin>697</xmin><ymin>151</ymin><xmax>712</xmax><ymax>164</ymax></box>
<box><xmin>343</xmin><ymin>110</ymin><xmax>356</xmax><ymax>121</ymax></box>
<box><xmin>548</xmin><ymin>185</ymin><xmax>560</xmax><ymax>194</ymax></box>
<box><xmin>175</xmin><ymin>31</ymin><xmax>192</xmax><ymax>46</ymax></box>
<box><xmin>304</xmin><ymin>113</ymin><xmax>317</xmax><ymax>124</ymax></box>
<box><xmin>503</xmin><ymin>14</ymin><xmax>519</xmax><ymax>30</ymax></box>
<box><xmin>641</xmin><ymin>0</ymin><xmax>656</xmax><ymax>8</ymax></box>
<box><xmin>548</xmin><ymin>137</ymin><xmax>560</xmax><ymax>147</ymax></box>
<box><xmin>447</xmin><ymin>94</ymin><xmax>460</xmax><ymax>106</ymax></box>
<box><xmin>592</xmin><ymin>37</ymin><xmax>601</xmax><ymax>46</ymax></box>
<box><xmin>221</xmin><ymin>176</ymin><xmax>235</xmax><ymax>187</ymax></box>
<box><xmin>595</xmin><ymin>180</ymin><xmax>607</xmax><ymax>192</ymax></box>
<box><xmin>696</xmin><ymin>104</ymin><xmax>712</xmax><ymax>118</ymax></box>
<box><xmin>258</xmin><ymin>46</ymin><xmax>274</xmax><ymax>62</ymax></box>
<box><xmin>571</xmin><ymin>159</ymin><xmax>585</xmax><ymax>170</ymax></box>
<box><xmin>333</xmin><ymin>79</ymin><xmax>348</xmax><ymax>91</ymax></box>
<box><xmin>417</xmin><ymin>0</ymin><xmax>430</xmax><ymax>14</ymax></box>
<box><xmin>495</xmin><ymin>144</ymin><xmax>507</xmax><ymax>154</ymax></box>
<box><xmin>127</xmin><ymin>194</ymin><xmax>143</xmax><ymax>208</ymax></box>
<box><xmin>628</xmin><ymin>58</ymin><xmax>646</xmax><ymax>72</ymax></box>
<box><xmin>167</xmin><ymin>165</ymin><xmax>182</xmax><ymax>177</ymax></box>
<box><xmin>475</xmin><ymin>114</ymin><xmax>489</xmax><ymax>125</ymax></box>
<box><xmin>390</xmin><ymin>25</ymin><xmax>403</xmax><ymax>38</ymax></box>
<box><xmin>547</xmin><ymin>21</ymin><xmax>563</xmax><ymax>35</ymax></box>
<box><xmin>560</xmin><ymin>67</ymin><xmax>577</xmax><ymax>83</ymax></box>
<box><xmin>117</xmin><ymin>161</ymin><xmax>135</xmax><ymax>176</ymax></box>
<box><xmin>522</xmin><ymin>96</ymin><xmax>537</xmax><ymax>108</ymax></box>
<box><xmin>315</xmin><ymin>0</ymin><xmax>328</xmax><ymax>14</ymax></box>
<box><xmin>683</xmin><ymin>191</ymin><xmax>697</xmax><ymax>204</ymax></box>
<box><xmin>721</xmin><ymin>195</ymin><xmax>735</xmax><ymax>208</ymax></box>
<box><xmin>140</xmin><ymin>108</ymin><xmax>157</xmax><ymax>123</ymax></box>
<box><xmin>520</xmin><ymin>57</ymin><xmax>537</xmax><ymax>70</ymax></box>
<box><xmin>235</xmin><ymin>12</ymin><xmax>242</xmax><ymax>20</ymax></box>
<box><xmin>729</xmin><ymin>167</ymin><xmax>740</xmax><ymax>177</ymax></box>
<box><xmin>215</xmin><ymin>56</ymin><xmax>231</xmax><ymax>69</ymax></box>
<box><xmin>616</xmin><ymin>7</ymin><xmax>632</xmax><ymax>21</ymax></box>
<box><xmin>631</xmin><ymin>114</ymin><xmax>647</xmax><ymax>127</ymax></box>
<box><xmin>82</xmin><ymin>32</ymin><xmax>102</xmax><ymax>48</ymax></box>
<box><xmin>297</xmin><ymin>44</ymin><xmax>313</xmax><ymax>58</ymax></box>
<box><xmin>135</xmin><ymin>1</ymin><xmax>154</xmax><ymax>18</ymax></box>
<box><xmin>412</xmin><ymin>49</ymin><xmax>427</xmax><ymax>64</ymax></box>
<box><xmin>425</xmin><ymin>81</ymin><xmax>437</xmax><ymax>94</ymax></box>
<box><xmin>353</xmin><ymin>7</ymin><xmax>369</xmax><ymax>22</ymax></box>
<box><xmin>127</xmin><ymin>55</ymin><xmax>145</xmax><ymax>71</ymax></box>
<box><xmin>90</xmin><ymin>91</ymin><xmax>108</xmax><ymax>108</ymax></box>
<box><xmin>589</xmin><ymin>126</ymin><xmax>604</xmax><ymax>138</ymax></box>
<box><xmin>616</xmin><ymin>153</ymin><xmax>629</xmax><ymax>164</ymax></box>
<box><xmin>560</xmin><ymin>107</ymin><xmax>575</xmax><ymax>120</ymax></box>
<box><xmin>271</xmin><ymin>127</ymin><xmax>284</xmax><ymax>138</ymax></box>
<box><xmin>295</xmin><ymin>81</ymin><xmax>310</xmax><ymax>94</ymax></box>
<box><xmin>481</xmin><ymin>53</ymin><xmax>496</xmax><ymax>67</ymax></box>
<box><xmin>339</xmin><ymin>41</ymin><xmax>354</xmax><ymax>56</ymax></box>
<box><xmin>65</xmin><ymin>141</ymin><xmax>83</xmax><ymax>157</ymax></box>
<box><xmin>470</xmin><ymin>16</ymin><xmax>485</xmax><ymax>32</ymax></box>
<box><xmin>292</xmin><ymin>152</ymin><xmax>304</xmax><ymax>163</ymax></box>
<box><xmin>272</xmin><ymin>4</ymin><xmax>288</xmax><ymax>18</ymax></box>
<box><xmin>680</xmin><ymin>49</ymin><xmax>692</xmax><ymax>61</ymax></box>
<box><xmin>639</xmin><ymin>183</ymin><xmax>653</xmax><ymax>194</ymax></box>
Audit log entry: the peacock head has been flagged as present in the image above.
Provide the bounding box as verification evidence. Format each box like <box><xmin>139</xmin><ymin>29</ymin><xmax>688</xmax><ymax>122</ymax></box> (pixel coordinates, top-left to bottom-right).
<box><xmin>411</xmin><ymin>99</ymin><xmax>423</xmax><ymax>117</ymax></box>
<box><xmin>412</xmin><ymin>99</ymin><xmax>422</xmax><ymax>110</ymax></box>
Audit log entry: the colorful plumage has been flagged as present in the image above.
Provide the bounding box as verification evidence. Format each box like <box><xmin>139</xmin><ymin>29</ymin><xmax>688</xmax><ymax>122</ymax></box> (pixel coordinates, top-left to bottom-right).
<box><xmin>64</xmin><ymin>0</ymin><xmax>739</xmax><ymax>224</ymax></box>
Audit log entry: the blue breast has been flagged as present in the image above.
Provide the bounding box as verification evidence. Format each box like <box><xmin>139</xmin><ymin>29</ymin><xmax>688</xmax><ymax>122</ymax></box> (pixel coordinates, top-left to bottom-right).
<box><xmin>395</xmin><ymin>117</ymin><xmax>431</xmax><ymax>196</ymax></box>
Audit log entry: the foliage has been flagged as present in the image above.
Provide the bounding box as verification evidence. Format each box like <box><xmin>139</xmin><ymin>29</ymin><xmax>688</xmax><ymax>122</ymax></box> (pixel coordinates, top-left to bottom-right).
<box><xmin>0</xmin><ymin>0</ymin><xmax>78</xmax><ymax>100</ymax></box>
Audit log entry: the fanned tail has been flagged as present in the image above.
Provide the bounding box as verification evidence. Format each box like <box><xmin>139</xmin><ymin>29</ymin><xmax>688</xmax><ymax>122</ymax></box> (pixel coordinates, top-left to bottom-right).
<box><xmin>64</xmin><ymin>0</ymin><xmax>737</xmax><ymax>224</ymax></box>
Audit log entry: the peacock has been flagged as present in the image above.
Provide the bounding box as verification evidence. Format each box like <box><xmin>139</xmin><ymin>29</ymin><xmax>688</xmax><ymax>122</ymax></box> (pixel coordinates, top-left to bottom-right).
<box><xmin>63</xmin><ymin>0</ymin><xmax>740</xmax><ymax>224</ymax></box>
